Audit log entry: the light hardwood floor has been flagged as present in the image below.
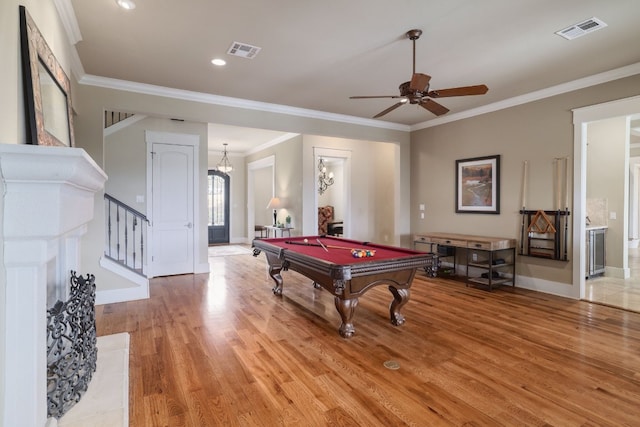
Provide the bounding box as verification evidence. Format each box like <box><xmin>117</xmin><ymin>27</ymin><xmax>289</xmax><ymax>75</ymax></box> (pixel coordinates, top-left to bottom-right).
<box><xmin>96</xmin><ymin>250</ymin><xmax>640</xmax><ymax>426</ymax></box>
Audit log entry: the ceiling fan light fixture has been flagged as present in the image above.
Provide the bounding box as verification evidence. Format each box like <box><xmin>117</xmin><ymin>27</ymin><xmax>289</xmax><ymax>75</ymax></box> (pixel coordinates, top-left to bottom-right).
<box><xmin>349</xmin><ymin>28</ymin><xmax>488</xmax><ymax>119</ymax></box>
<box><xmin>116</xmin><ymin>0</ymin><xmax>136</xmax><ymax>10</ymax></box>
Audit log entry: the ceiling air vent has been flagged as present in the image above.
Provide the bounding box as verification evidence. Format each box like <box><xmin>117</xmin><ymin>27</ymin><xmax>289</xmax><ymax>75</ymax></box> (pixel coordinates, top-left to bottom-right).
<box><xmin>226</xmin><ymin>41</ymin><xmax>261</xmax><ymax>59</ymax></box>
<box><xmin>556</xmin><ymin>17</ymin><xmax>607</xmax><ymax>40</ymax></box>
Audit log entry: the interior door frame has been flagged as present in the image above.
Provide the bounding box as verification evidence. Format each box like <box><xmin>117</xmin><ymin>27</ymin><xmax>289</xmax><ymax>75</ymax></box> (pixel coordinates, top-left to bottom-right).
<box><xmin>573</xmin><ymin>94</ymin><xmax>640</xmax><ymax>300</ymax></box>
<box><xmin>145</xmin><ymin>131</ymin><xmax>200</xmax><ymax>278</ymax></box>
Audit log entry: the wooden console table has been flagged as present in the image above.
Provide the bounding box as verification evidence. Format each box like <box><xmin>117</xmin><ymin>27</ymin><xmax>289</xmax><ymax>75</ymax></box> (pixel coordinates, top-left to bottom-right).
<box><xmin>264</xmin><ymin>225</ymin><xmax>293</xmax><ymax>238</ymax></box>
<box><xmin>414</xmin><ymin>232</ymin><xmax>516</xmax><ymax>290</ymax></box>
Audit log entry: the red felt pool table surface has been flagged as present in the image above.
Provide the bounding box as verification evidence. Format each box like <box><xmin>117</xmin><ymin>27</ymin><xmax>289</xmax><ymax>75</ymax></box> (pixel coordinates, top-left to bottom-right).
<box><xmin>252</xmin><ymin>235</ymin><xmax>436</xmax><ymax>338</ymax></box>
<box><xmin>263</xmin><ymin>235</ymin><xmax>424</xmax><ymax>264</ymax></box>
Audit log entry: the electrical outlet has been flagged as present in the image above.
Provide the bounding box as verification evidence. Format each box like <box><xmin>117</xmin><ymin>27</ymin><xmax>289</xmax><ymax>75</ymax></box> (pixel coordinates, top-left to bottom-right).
<box><xmin>420</xmin><ymin>213</ymin><xmax>424</xmax><ymax>219</ymax></box>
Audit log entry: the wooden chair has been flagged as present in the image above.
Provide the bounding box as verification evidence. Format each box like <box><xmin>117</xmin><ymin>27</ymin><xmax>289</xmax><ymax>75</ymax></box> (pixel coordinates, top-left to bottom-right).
<box><xmin>318</xmin><ymin>206</ymin><xmax>334</xmax><ymax>235</ymax></box>
<box><xmin>254</xmin><ymin>225</ymin><xmax>267</xmax><ymax>238</ymax></box>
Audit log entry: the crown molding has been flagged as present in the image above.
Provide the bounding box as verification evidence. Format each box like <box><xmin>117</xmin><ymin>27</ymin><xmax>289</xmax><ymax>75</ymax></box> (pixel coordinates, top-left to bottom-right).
<box><xmin>246</xmin><ymin>133</ymin><xmax>300</xmax><ymax>156</ymax></box>
<box><xmin>411</xmin><ymin>62</ymin><xmax>640</xmax><ymax>131</ymax></box>
<box><xmin>79</xmin><ymin>61</ymin><xmax>640</xmax><ymax>135</ymax></box>
<box><xmin>78</xmin><ymin>74</ymin><xmax>411</xmax><ymax>132</ymax></box>
<box><xmin>53</xmin><ymin>0</ymin><xmax>82</xmax><ymax>45</ymax></box>
<box><xmin>69</xmin><ymin>46</ymin><xmax>86</xmax><ymax>83</ymax></box>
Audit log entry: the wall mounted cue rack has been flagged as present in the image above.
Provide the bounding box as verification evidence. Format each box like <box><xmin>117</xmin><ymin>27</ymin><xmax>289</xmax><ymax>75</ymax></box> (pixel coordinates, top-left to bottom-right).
<box><xmin>519</xmin><ymin>209</ymin><xmax>570</xmax><ymax>261</ymax></box>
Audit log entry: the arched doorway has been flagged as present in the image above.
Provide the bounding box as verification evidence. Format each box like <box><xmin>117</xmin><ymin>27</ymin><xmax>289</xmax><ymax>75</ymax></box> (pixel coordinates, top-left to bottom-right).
<box><xmin>208</xmin><ymin>170</ymin><xmax>230</xmax><ymax>244</ymax></box>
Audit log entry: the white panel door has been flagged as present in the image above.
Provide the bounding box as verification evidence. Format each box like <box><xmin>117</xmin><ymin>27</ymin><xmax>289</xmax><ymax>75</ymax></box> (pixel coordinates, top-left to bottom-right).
<box><xmin>151</xmin><ymin>143</ymin><xmax>194</xmax><ymax>276</ymax></box>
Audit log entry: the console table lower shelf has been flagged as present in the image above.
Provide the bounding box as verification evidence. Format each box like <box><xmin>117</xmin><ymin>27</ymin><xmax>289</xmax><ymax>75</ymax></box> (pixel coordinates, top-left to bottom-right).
<box><xmin>414</xmin><ymin>232</ymin><xmax>516</xmax><ymax>291</ymax></box>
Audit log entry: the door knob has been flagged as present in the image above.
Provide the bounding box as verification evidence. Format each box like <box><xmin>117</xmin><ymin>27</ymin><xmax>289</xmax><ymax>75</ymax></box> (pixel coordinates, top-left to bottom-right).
<box><xmin>186</xmin><ymin>222</ymin><xmax>193</xmax><ymax>229</ymax></box>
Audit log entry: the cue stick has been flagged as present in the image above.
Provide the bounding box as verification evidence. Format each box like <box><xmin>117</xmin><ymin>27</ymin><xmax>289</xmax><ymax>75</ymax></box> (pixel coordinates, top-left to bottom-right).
<box><xmin>325</xmin><ymin>244</ymin><xmax>358</xmax><ymax>251</ymax></box>
<box><xmin>555</xmin><ymin>158</ymin><xmax>562</xmax><ymax>210</ymax></box>
<box><xmin>285</xmin><ymin>240</ymin><xmax>321</xmax><ymax>247</ymax></box>
<box><xmin>284</xmin><ymin>240</ymin><xmax>367</xmax><ymax>252</ymax></box>
<box><xmin>520</xmin><ymin>160</ymin><xmax>528</xmax><ymax>255</ymax></box>
<box><xmin>316</xmin><ymin>238</ymin><xmax>329</xmax><ymax>252</ymax></box>
<box><xmin>564</xmin><ymin>157</ymin><xmax>570</xmax><ymax>261</ymax></box>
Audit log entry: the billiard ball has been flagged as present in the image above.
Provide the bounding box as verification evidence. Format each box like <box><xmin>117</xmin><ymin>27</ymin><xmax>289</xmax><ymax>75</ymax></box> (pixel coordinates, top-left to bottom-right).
<box><xmin>303</xmin><ymin>238</ymin><xmax>308</xmax><ymax>243</ymax></box>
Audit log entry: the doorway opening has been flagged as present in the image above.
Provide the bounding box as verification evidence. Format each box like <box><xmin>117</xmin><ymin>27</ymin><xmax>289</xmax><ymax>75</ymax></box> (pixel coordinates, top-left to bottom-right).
<box><xmin>314</xmin><ymin>148</ymin><xmax>351</xmax><ymax>238</ymax></box>
<box><xmin>574</xmin><ymin>95</ymin><xmax>640</xmax><ymax>310</ymax></box>
<box><xmin>146</xmin><ymin>131</ymin><xmax>199</xmax><ymax>277</ymax></box>
<box><xmin>208</xmin><ymin>170</ymin><xmax>230</xmax><ymax>244</ymax></box>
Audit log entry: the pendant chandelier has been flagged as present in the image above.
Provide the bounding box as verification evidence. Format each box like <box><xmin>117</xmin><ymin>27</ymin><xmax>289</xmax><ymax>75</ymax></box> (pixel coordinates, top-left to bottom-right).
<box><xmin>317</xmin><ymin>158</ymin><xmax>334</xmax><ymax>195</ymax></box>
<box><xmin>216</xmin><ymin>143</ymin><xmax>233</xmax><ymax>174</ymax></box>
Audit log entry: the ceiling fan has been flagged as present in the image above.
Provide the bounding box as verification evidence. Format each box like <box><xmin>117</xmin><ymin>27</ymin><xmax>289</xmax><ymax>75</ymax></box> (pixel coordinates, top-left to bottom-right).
<box><xmin>350</xmin><ymin>29</ymin><xmax>488</xmax><ymax>118</ymax></box>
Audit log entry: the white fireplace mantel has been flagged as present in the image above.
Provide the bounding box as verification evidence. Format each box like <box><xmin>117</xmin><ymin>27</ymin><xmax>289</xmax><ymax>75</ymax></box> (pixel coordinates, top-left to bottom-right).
<box><xmin>0</xmin><ymin>144</ymin><xmax>107</xmax><ymax>427</ymax></box>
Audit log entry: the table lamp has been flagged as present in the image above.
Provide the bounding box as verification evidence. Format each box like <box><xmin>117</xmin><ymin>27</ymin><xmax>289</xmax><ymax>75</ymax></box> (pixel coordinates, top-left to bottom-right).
<box><xmin>266</xmin><ymin>197</ymin><xmax>281</xmax><ymax>225</ymax></box>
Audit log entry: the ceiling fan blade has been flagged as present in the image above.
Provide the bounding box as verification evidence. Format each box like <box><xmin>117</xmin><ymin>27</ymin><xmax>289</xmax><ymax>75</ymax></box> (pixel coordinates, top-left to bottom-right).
<box><xmin>410</xmin><ymin>73</ymin><xmax>431</xmax><ymax>91</ymax></box>
<box><xmin>373</xmin><ymin>102</ymin><xmax>405</xmax><ymax>118</ymax></box>
<box><xmin>350</xmin><ymin>95</ymin><xmax>403</xmax><ymax>99</ymax></box>
<box><xmin>427</xmin><ymin>84</ymin><xmax>488</xmax><ymax>98</ymax></box>
<box><xmin>420</xmin><ymin>99</ymin><xmax>450</xmax><ymax>116</ymax></box>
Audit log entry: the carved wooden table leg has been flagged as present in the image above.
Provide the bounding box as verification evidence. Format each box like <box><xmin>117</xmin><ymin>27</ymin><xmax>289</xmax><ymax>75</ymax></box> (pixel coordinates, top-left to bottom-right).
<box><xmin>269</xmin><ymin>264</ymin><xmax>284</xmax><ymax>295</ymax></box>
<box><xmin>334</xmin><ymin>297</ymin><xmax>358</xmax><ymax>338</ymax></box>
<box><xmin>388</xmin><ymin>286</ymin><xmax>409</xmax><ymax>326</ymax></box>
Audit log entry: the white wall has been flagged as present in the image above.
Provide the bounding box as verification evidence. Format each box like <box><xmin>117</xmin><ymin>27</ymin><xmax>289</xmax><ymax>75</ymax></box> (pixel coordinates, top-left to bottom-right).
<box><xmin>254</xmin><ymin>167</ymin><xmax>274</xmax><ymax>226</ymax></box>
<box><xmin>0</xmin><ymin>0</ymin><xmax>77</xmax><ymax>422</ymax></box>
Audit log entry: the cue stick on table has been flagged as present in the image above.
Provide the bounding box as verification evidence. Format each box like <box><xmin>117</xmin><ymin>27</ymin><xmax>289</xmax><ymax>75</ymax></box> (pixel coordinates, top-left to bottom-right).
<box><xmin>285</xmin><ymin>240</ymin><xmax>366</xmax><ymax>252</ymax></box>
<box><xmin>316</xmin><ymin>238</ymin><xmax>329</xmax><ymax>252</ymax></box>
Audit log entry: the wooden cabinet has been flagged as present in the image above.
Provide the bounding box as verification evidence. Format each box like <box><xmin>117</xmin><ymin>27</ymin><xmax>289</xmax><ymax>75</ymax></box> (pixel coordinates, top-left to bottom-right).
<box><xmin>414</xmin><ymin>232</ymin><xmax>516</xmax><ymax>291</ymax></box>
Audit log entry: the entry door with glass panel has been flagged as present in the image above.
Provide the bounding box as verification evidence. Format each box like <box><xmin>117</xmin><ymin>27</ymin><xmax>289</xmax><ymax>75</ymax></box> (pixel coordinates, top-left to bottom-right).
<box><xmin>208</xmin><ymin>170</ymin><xmax>230</xmax><ymax>244</ymax></box>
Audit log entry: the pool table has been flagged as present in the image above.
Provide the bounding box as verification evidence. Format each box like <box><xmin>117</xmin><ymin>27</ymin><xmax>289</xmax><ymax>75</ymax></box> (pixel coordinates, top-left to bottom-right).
<box><xmin>252</xmin><ymin>235</ymin><xmax>436</xmax><ymax>338</ymax></box>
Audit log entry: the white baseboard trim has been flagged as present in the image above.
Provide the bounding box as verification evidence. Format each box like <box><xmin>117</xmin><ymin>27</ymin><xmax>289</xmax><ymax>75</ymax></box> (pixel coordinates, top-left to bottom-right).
<box><xmin>515</xmin><ymin>275</ymin><xmax>577</xmax><ymax>299</ymax></box>
<box><xmin>230</xmin><ymin>236</ymin><xmax>250</xmax><ymax>244</ymax></box>
<box><xmin>195</xmin><ymin>262</ymin><xmax>210</xmax><ymax>274</ymax></box>
<box><xmin>605</xmin><ymin>266</ymin><xmax>630</xmax><ymax>279</ymax></box>
<box><xmin>96</xmin><ymin>285</ymin><xmax>149</xmax><ymax>305</ymax></box>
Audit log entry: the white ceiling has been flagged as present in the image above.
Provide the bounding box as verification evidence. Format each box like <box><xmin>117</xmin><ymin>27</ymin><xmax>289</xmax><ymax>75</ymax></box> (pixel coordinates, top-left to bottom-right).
<box><xmin>67</xmin><ymin>0</ymin><xmax>640</xmax><ymax>153</ymax></box>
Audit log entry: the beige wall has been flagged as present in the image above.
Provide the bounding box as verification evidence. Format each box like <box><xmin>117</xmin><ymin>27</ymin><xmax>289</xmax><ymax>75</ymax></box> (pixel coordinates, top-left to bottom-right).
<box><xmin>0</xmin><ymin>0</ymin><xmax>73</xmax><ymax>147</ymax></box>
<box><xmin>411</xmin><ymin>74</ymin><xmax>640</xmax><ymax>288</ymax></box>
<box><xmin>246</xmin><ymin>135</ymin><xmax>304</xmax><ymax>235</ymax></box>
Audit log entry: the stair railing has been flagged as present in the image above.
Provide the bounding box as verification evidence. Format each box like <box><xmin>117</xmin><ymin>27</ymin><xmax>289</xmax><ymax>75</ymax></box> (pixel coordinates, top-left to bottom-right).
<box><xmin>104</xmin><ymin>194</ymin><xmax>148</xmax><ymax>276</ymax></box>
<box><xmin>104</xmin><ymin>111</ymin><xmax>134</xmax><ymax>128</ymax></box>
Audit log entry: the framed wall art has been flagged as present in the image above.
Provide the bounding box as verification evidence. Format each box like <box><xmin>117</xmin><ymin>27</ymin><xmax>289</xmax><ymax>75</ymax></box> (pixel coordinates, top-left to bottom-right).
<box><xmin>20</xmin><ymin>5</ymin><xmax>74</xmax><ymax>147</ymax></box>
<box><xmin>455</xmin><ymin>154</ymin><xmax>500</xmax><ymax>214</ymax></box>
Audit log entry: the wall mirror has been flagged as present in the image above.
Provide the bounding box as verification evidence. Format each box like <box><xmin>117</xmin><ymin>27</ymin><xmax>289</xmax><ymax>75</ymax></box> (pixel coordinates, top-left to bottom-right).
<box><xmin>20</xmin><ymin>5</ymin><xmax>74</xmax><ymax>147</ymax></box>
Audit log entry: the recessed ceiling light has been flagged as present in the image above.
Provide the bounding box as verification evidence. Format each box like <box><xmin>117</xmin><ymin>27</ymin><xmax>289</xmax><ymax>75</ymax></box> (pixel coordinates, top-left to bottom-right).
<box><xmin>211</xmin><ymin>58</ymin><xmax>226</xmax><ymax>66</ymax></box>
<box><xmin>116</xmin><ymin>0</ymin><xmax>136</xmax><ymax>10</ymax></box>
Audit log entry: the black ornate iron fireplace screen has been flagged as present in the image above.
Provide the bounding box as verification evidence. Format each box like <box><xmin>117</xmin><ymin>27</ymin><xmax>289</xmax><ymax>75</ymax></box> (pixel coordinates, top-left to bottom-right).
<box><xmin>47</xmin><ymin>271</ymin><xmax>98</xmax><ymax>419</ymax></box>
